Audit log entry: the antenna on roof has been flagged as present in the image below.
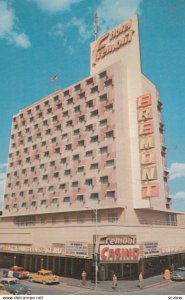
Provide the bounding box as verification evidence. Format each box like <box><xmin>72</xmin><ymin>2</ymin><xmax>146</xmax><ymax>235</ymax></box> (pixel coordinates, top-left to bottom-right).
<box><xmin>94</xmin><ymin>10</ymin><xmax>98</xmax><ymax>40</ymax></box>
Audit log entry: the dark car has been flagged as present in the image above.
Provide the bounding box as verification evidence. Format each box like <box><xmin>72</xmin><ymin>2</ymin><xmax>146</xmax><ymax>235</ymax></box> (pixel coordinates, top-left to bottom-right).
<box><xmin>0</xmin><ymin>278</ymin><xmax>31</xmax><ymax>295</ymax></box>
<box><xmin>171</xmin><ymin>268</ymin><xmax>185</xmax><ymax>281</ymax></box>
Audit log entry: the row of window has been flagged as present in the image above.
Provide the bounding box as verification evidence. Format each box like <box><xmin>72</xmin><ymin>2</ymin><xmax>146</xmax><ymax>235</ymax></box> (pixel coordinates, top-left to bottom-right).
<box><xmin>12</xmin><ymin>101</ymin><xmax>114</xmax><ymax>138</ymax></box>
<box><xmin>13</xmin><ymin>211</ymin><xmax>118</xmax><ymax>226</ymax></box>
<box><xmin>13</xmin><ymin>72</ymin><xmax>112</xmax><ymax>125</ymax></box>
<box><xmin>5</xmin><ymin>191</ymin><xmax>116</xmax><ymax>209</ymax></box>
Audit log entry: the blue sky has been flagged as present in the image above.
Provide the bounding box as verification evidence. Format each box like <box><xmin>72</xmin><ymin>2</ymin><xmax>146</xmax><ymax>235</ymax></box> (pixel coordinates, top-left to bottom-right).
<box><xmin>0</xmin><ymin>0</ymin><xmax>185</xmax><ymax>211</ymax></box>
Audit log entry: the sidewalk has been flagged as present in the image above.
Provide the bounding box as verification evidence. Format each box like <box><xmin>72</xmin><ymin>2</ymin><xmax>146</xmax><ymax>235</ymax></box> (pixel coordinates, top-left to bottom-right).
<box><xmin>61</xmin><ymin>274</ymin><xmax>171</xmax><ymax>292</ymax></box>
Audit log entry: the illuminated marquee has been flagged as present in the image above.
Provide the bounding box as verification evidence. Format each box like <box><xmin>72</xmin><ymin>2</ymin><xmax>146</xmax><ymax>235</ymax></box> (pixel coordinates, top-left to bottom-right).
<box><xmin>100</xmin><ymin>245</ymin><xmax>140</xmax><ymax>262</ymax></box>
<box><xmin>92</xmin><ymin>19</ymin><xmax>134</xmax><ymax>66</ymax></box>
<box><xmin>137</xmin><ymin>94</ymin><xmax>159</xmax><ymax>198</ymax></box>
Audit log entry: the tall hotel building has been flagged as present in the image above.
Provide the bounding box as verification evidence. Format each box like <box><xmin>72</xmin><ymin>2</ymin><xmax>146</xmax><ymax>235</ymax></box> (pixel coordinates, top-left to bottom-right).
<box><xmin>1</xmin><ymin>16</ymin><xmax>185</xmax><ymax>280</ymax></box>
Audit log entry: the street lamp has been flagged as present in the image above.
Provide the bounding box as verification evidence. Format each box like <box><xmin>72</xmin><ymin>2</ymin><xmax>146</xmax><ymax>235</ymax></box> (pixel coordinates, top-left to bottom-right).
<box><xmin>85</xmin><ymin>206</ymin><xmax>98</xmax><ymax>289</ymax></box>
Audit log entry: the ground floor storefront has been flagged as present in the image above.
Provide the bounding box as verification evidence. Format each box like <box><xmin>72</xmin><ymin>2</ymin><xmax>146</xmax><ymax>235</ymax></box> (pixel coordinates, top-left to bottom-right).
<box><xmin>0</xmin><ymin>251</ymin><xmax>185</xmax><ymax>280</ymax></box>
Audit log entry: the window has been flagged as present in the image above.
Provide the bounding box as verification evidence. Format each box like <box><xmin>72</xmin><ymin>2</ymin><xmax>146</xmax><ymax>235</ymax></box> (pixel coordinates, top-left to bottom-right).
<box><xmin>106</xmin><ymin>159</ymin><xmax>114</xmax><ymax>167</ymax></box>
<box><xmin>85</xmin><ymin>179</ymin><xmax>93</xmax><ymax>186</ymax></box>
<box><xmin>61</xmin><ymin>157</ymin><xmax>67</xmax><ymax>164</ymax></box>
<box><xmin>86</xmin><ymin>99</ymin><xmax>93</xmax><ymax>108</ymax></box>
<box><xmin>35</xmin><ymin>154</ymin><xmax>40</xmax><ymax>160</ymax></box>
<box><xmin>48</xmin><ymin>186</ymin><xmax>54</xmax><ymax>191</ymax></box>
<box><xmin>66</xmin><ymin>120</ymin><xmax>73</xmax><ymax>127</ymax></box>
<box><xmin>38</xmin><ymin>187</ymin><xmax>43</xmax><ymax>193</ymax></box>
<box><xmin>44</xmin><ymin>151</ymin><xmax>49</xmax><ymax>157</ymax></box>
<box><xmin>63</xmin><ymin>197</ymin><xmax>70</xmax><ymax>203</ymax></box>
<box><xmin>64</xmin><ymin>90</ymin><xmax>70</xmax><ymax>96</ymax></box>
<box><xmin>52</xmin><ymin>198</ymin><xmax>58</xmax><ymax>204</ymax></box>
<box><xmin>79</xmin><ymin>115</ymin><xmax>85</xmax><ymax>122</ymax></box>
<box><xmin>31</xmin><ymin>201</ymin><xmax>36</xmax><ymax>207</ymax></box>
<box><xmin>106</xmin><ymin>130</ymin><xmax>114</xmax><ymax>138</ymax></box>
<box><xmin>33</xmin><ymin>177</ymin><xmax>38</xmax><ymax>182</ymax></box>
<box><xmin>31</xmin><ymin>166</ymin><xmax>35</xmax><ymax>172</ymax></box>
<box><xmin>86</xmin><ymin>77</ymin><xmax>93</xmax><ymax>85</ymax></box>
<box><xmin>63</xmin><ymin>110</ymin><xmax>68</xmax><ymax>117</ymax></box>
<box><xmin>91</xmin><ymin>109</ymin><xmax>98</xmax><ymax>117</ymax></box>
<box><xmin>41</xmin><ymin>199</ymin><xmax>47</xmax><ymax>205</ymax></box>
<box><xmin>22</xmin><ymin>202</ymin><xmax>27</xmax><ymax>208</ymax></box>
<box><xmin>43</xmin><ymin>120</ymin><xmax>48</xmax><ymax>126</ymax></box>
<box><xmin>46</xmin><ymin>129</ymin><xmax>51</xmax><ymax>135</ymax></box>
<box><xmin>76</xmin><ymin>195</ymin><xmax>84</xmax><ymax>202</ymax></box>
<box><xmin>44</xmin><ymin>100</ymin><xmax>49</xmax><ymax>106</ymax></box>
<box><xmin>90</xmin><ymin>193</ymin><xmax>99</xmax><ymax>200</ymax></box>
<box><xmin>64</xmin><ymin>215</ymin><xmax>70</xmax><ymax>223</ymax></box>
<box><xmin>40</xmin><ymin>163</ymin><xmax>45</xmax><ymax>169</ymax></box>
<box><xmin>35</xmin><ymin>105</ymin><xmax>40</xmax><ymax>111</ymax></box>
<box><xmin>73</xmin><ymin>154</ymin><xmax>79</xmax><ymax>161</ymax></box>
<box><xmin>56</xmin><ymin>124</ymin><xmax>61</xmax><ymax>131</ymax></box>
<box><xmin>51</xmin><ymin>137</ymin><xmax>56</xmax><ymax>143</ymax></box>
<box><xmin>64</xmin><ymin>169</ymin><xmax>71</xmax><ymax>176</ymax></box>
<box><xmin>43</xmin><ymin>175</ymin><xmax>48</xmax><ymax>180</ymax></box>
<box><xmin>74</xmin><ymin>105</ymin><xmax>80</xmax><ymax>112</ymax></box>
<box><xmin>86</xmin><ymin>150</ymin><xmax>93</xmax><ymax>157</ymax></box>
<box><xmin>62</xmin><ymin>133</ymin><xmax>67</xmax><ymax>140</ymax></box>
<box><xmin>77</xmin><ymin>166</ymin><xmax>84</xmax><ymax>173</ymax></box>
<box><xmin>53</xmin><ymin>115</ymin><xmax>58</xmax><ymax>122</ymax></box>
<box><xmin>78</xmin><ymin>140</ymin><xmax>84</xmax><ymax>147</ymax></box>
<box><xmin>91</xmin><ymin>135</ymin><xmax>98</xmax><ymax>143</ymax></box>
<box><xmin>37</xmin><ymin>132</ymin><xmax>41</xmax><ymax>138</ymax></box>
<box><xmin>24</xmin><ymin>179</ymin><xmax>28</xmax><ymax>184</ymax></box>
<box><xmin>50</xmin><ymin>161</ymin><xmax>55</xmax><ymax>167</ymax></box>
<box><xmin>74</xmin><ymin>129</ymin><xmax>80</xmax><ymax>135</ymax></box>
<box><xmin>77</xmin><ymin>214</ymin><xmax>85</xmax><ymax>223</ymax></box>
<box><xmin>92</xmin><ymin>213</ymin><xmax>101</xmax><ymax>223</ymax></box>
<box><xmin>54</xmin><ymin>172</ymin><xmax>59</xmax><ymax>178</ymax></box>
<box><xmin>30</xmin><ymin>117</ymin><xmax>34</xmax><ymax>122</ymax></box>
<box><xmin>72</xmin><ymin>181</ymin><xmax>78</xmax><ymax>187</ymax></box>
<box><xmin>34</xmin><ymin>123</ymin><xmax>39</xmax><ymax>129</ymax></box>
<box><xmin>60</xmin><ymin>183</ymin><xmax>66</xmax><ymax>189</ymax></box>
<box><xmin>47</xmin><ymin>108</ymin><xmax>52</xmax><ymax>114</ymax></box>
<box><xmin>99</xmin><ymin>70</ymin><xmax>107</xmax><ymax>78</ymax></box>
<box><xmin>100</xmin><ymin>146</ymin><xmax>108</xmax><ymax>154</ymax></box>
<box><xmin>55</xmin><ymin>147</ymin><xmax>60</xmax><ymax>154</ymax></box>
<box><xmin>26</xmin><ymin>157</ymin><xmax>30</xmax><ymax>163</ymax></box>
<box><xmin>74</xmin><ymin>84</ymin><xmax>81</xmax><ymax>91</ymax></box>
<box><xmin>32</xmin><ymin>144</ymin><xmax>37</xmax><ymax>150</ymax></box>
<box><xmin>86</xmin><ymin>124</ymin><xmax>93</xmax><ymax>131</ymax></box>
<box><xmin>99</xmin><ymin>93</ymin><xmax>107</xmax><ymax>102</ymax></box>
<box><xmin>28</xmin><ymin>136</ymin><xmax>32</xmax><ymax>142</ymax></box>
<box><xmin>91</xmin><ymin>86</ymin><xmax>98</xmax><ymax>93</ymax></box>
<box><xmin>108</xmin><ymin>212</ymin><xmax>118</xmax><ymax>223</ymax></box>
<box><xmin>41</xmin><ymin>141</ymin><xmax>46</xmax><ymax>146</ymax></box>
<box><xmin>13</xmin><ymin>203</ymin><xmax>18</xmax><ymax>209</ymax></box>
<box><xmin>100</xmin><ymin>119</ymin><xmax>108</xmax><ymax>127</ymax></box>
<box><xmin>106</xmin><ymin>191</ymin><xmax>116</xmax><ymax>198</ymax></box>
<box><xmin>38</xmin><ymin>112</ymin><xmax>43</xmax><ymax>118</ymax></box>
<box><xmin>28</xmin><ymin>190</ymin><xmax>33</xmax><ymax>194</ymax></box>
<box><xmin>105</xmin><ymin>103</ymin><xmax>113</xmax><ymax>111</ymax></box>
<box><xmin>27</xmin><ymin>109</ymin><xmax>31</xmax><ymax>115</ymax></box>
<box><xmin>67</xmin><ymin>97</ymin><xmax>73</xmax><ymax>104</ymax></box>
<box><xmin>100</xmin><ymin>176</ymin><xmax>108</xmax><ymax>184</ymax></box>
<box><xmin>91</xmin><ymin>163</ymin><xmax>98</xmax><ymax>170</ymax></box>
<box><xmin>105</xmin><ymin>78</ymin><xmax>113</xmax><ymax>87</ymax></box>
<box><xmin>66</xmin><ymin>144</ymin><xmax>72</xmax><ymax>151</ymax></box>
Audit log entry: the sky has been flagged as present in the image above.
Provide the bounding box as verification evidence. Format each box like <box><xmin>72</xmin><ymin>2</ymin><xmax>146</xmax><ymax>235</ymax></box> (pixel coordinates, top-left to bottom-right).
<box><xmin>0</xmin><ymin>0</ymin><xmax>185</xmax><ymax>211</ymax></box>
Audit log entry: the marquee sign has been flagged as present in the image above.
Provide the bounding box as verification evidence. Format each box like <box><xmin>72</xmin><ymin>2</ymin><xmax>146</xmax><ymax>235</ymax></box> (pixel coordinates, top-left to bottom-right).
<box><xmin>137</xmin><ymin>94</ymin><xmax>159</xmax><ymax>198</ymax></box>
<box><xmin>92</xmin><ymin>19</ymin><xmax>134</xmax><ymax>67</ymax></box>
<box><xmin>100</xmin><ymin>245</ymin><xmax>140</xmax><ymax>262</ymax></box>
<box><xmin>99</xmin><ymin>235</ymin><xmax>136</xmax><ymax>245</ymax></box>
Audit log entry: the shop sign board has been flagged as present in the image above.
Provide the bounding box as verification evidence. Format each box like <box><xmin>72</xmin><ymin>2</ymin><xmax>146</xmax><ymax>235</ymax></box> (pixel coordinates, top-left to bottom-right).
<box><xmin>66</xmin><ymin>242</ymin><xmax>89</xmax><ymax>258</ymax></box>
<box><xmin>143</xmin><ymin>242</ymin><xmax>159</xmax><ymax>257</ymax></box>
<box><xmin>0</xmin><ymin>244</ymin><xmax>66</xmax><ymax>256</ymax></box>
<box><xmin>100</xmin><ymin>245</ymin><xmax>140</xmax><ymax>262</ymax></box>
<box><xmin>99</xmin><ymin>235</ymin><xmax>136</xmax><ymax>245</ymax></box>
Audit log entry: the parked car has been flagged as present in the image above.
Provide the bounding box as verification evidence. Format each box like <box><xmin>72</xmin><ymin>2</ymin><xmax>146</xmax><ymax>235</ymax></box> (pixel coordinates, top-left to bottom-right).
<box><xmin>9</xmin><ymin>265</ymin><xmax>29</xmax><ymax>279</ymax></box>
<box><xmin>171</xmin><ymin>268</ymin><xmax>185</xmax><ymax>281</ymax></box>
<box><xmin>0</xmin><ymin>283</ymin><xmax>11</xmax><ymax>295</ymax></box>
<box><xmin>0</xmin><ymin>277</ymin><xmax>31</xmax><ymax>295</ymax></box>
<box><xmin>29</xmin><ymin>269</ymin><xmax>60</xmax><ymax>284</ymax></box>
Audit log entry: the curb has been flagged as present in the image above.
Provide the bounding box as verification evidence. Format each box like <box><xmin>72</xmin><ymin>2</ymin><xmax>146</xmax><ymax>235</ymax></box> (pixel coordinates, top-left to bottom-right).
<box><xmin>63</xmin><ymin>279</ymin><xmax>170</xmax><ymax>293</ymax></box>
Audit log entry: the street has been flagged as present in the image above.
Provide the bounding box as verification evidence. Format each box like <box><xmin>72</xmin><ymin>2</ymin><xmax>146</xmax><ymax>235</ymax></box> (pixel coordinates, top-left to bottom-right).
<box><xmin>17</xmin><ymin>279</ymin><xmax>185</xmax><ymax>295</ymax></box>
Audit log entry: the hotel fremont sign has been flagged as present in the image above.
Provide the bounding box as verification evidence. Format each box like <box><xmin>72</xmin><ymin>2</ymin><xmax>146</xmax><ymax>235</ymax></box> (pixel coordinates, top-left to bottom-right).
<box><xmin>92</xmin><ymin>19</ymin><xmax>134</xmax><ymax>66</ymax></box>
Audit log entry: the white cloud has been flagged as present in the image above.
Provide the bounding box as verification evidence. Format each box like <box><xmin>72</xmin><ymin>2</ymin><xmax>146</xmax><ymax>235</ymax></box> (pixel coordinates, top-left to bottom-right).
<box><xmin>0</xmin><ymin>1</ymin><xmax>31</xmax><ymax>48</ymax></box>
<box><xmin>168</xmin><ymin>163</ymin><xmax>185</xmax><ymax>180</ymax></box>
<box><xmin>170</xmin><ymin>192</ymin><xmax>185</xmax><ymax>202</ymax></box>
<box><xmin>29</xmin><ymin>0</ymin><xmax>83</xmax><ymax>13</ymax></box>
<box><xmin>0</xmin><ymin>163</ymin><xmax>7</xmax><ymax>169</ymax></box>
<box><xmin>53</xmin><ymin>17</ymin><xmax>91</xmax><ymax>43</ymax></box>
<box><xmin>97</xmin><ymin>0</ymin><xmax>143</xmax><ymax>34</ymax></box>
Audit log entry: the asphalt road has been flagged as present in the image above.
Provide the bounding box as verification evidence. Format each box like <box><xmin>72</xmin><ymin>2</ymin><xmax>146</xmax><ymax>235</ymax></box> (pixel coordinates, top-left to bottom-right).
<box><xmin>16</xmin><ymin>279</ymin><xmax>185</xmax><ymax>295</ymax></box>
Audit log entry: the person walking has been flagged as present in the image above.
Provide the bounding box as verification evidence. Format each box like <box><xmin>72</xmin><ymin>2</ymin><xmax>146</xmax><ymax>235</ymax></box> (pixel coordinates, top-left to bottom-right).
<box><xmin>139</xmin><ymin>271</ymin><xmax>143</xmax><ymax>289</ymax></box>
<box><xmin>112</xmin><ymin>273</ymin><xmax>118</xmax><ymax>289</ymax></box>
<box><xmin>81</xmin><ymin>270</ymin><xmax>87</xmax><ymax>285</ymax></box>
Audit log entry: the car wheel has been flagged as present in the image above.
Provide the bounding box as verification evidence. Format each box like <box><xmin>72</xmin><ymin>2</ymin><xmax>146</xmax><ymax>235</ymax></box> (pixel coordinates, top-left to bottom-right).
<box><xmin>29</xmin><ymin>278</ymin><xmax>33</xmax><ymax>282</ymax></box>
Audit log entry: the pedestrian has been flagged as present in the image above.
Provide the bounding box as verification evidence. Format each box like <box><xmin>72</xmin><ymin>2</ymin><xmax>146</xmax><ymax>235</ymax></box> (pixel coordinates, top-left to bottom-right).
<box><xmin>81</xmin><ymin>270</ymin><xmax>87</xmax><ymax>285</ymax></box>
<box><xmin>139</xmin><ymin>271</ymin><xmax>143</xmax><ymax>289</ymax></box>
<box><xmin>171</xmin><ymin>263</ymin><xmax>175</xmax><ymax>272</ymax></box>
<box><xmin>112</xmin><ymin>273</ymin><xmax>118</xmax><ymax>289</ymax></box>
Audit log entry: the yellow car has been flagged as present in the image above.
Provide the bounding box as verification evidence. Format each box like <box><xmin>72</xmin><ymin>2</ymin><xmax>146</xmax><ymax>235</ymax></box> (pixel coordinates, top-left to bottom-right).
<box><xmin>0</xmin><ymin>283</ymin><xmax>11</xmax><ymax>295</ymax></box>
<box><xmin>29</xmin><ymin>269</ymin><xmax>60</xmax><ymax>284</ymax></box>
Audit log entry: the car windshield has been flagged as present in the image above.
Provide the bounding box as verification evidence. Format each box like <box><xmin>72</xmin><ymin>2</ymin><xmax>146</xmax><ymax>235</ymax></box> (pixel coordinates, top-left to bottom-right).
<box><xmin>40</xmin><ymin>271</ymin><xmax>52</xmax><ymax>275</ymax></box>
<box><xmin>9</xmin><ymin>281</ymin><xmax>18</xmax><ymax>285</ymax></box>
